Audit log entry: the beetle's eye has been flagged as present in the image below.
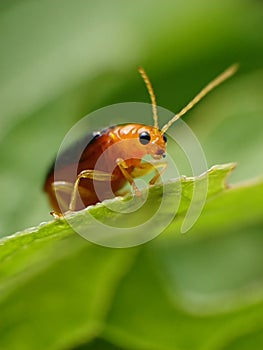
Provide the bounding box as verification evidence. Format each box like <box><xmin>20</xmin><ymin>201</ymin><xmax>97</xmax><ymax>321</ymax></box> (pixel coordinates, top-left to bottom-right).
<box><xmin>163</xmin><ymin>134</ymin><xmax>167</xmax><ymax>143</ymax></box>
<box><xmin>139</xmin><ymin>131</ymin><xmax>151</xmax><ymax>145</ymax></box>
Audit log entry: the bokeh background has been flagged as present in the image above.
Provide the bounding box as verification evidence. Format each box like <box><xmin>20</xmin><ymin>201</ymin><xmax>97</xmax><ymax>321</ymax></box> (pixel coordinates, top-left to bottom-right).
<box><xmin>0</xmin><ymin>0</ymin><xmax>263</xmax><ymax>236</ymax></box>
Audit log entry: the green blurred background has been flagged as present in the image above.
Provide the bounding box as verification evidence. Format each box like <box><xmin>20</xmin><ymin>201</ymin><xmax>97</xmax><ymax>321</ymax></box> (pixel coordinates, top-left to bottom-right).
<box><xmin>0</xmin><ymin>0</ymin><xmax>263</xmax><ymax>235</ymax></box>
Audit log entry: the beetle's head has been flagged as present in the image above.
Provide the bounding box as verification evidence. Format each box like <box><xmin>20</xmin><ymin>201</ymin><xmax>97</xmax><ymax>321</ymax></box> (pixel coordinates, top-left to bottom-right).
<box><xmin>137</xmin><ymin>125</ymin><xmax>167</xmax><ymax>160</ymax></box>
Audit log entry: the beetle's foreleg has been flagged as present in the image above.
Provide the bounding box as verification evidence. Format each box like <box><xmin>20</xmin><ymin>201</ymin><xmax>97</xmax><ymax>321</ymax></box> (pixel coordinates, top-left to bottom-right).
<box><xmin>130</xmin><ymin>161</ymin><xmax>167</xmax><ymax>185</ymax></box>
<box><xmin>116</xmin><ymin>158</ymin><xmax>141</xmax><ymax>195</ymax></box>
<box><xmin>148</xmin><ymin>162</ymin><xmax>168</xmax><ymax>185</ymax></box>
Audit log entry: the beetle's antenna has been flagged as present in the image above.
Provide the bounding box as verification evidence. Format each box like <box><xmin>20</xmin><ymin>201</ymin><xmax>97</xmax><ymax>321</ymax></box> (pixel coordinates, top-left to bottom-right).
<box><xmin>161</xmin><ymin>63</ymin><xmax>239</xmax><ymax>134</ymax></box>
<box><xmin>138</xmin><ymin>67</ymin><xmax>159</xmax><ymax>129</ymax></box>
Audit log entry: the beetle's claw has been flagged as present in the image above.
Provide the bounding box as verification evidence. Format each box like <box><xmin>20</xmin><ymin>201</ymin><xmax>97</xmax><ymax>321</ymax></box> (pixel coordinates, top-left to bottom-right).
<box><xmin>132</xmin><ymin>184</ymin><xmax>142</xmax><ymax>196</ymax></box>
<box><xmin>50</xmin><ymin>211</ymin><xmax>64</xmax><ymax>219</ymax></box>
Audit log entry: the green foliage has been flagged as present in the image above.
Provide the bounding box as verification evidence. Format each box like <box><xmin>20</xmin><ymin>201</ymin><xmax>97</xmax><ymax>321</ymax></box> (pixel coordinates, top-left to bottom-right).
<box><xmin>1</xmin><ymin>165</ymin><xmax>263</xmax><ymax>350</ymax></box>
<box><xmin>0</xmin><ymin>0</ymin><xmax>263</xmax><ymax>349</ymax></box>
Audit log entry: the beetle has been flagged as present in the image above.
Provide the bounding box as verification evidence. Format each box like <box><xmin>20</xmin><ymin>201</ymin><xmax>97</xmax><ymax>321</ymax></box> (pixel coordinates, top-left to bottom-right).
<box><xmin>44</xmin><ymin>64</ymin><xmax>238</xmax><ymax>217</ymax></box>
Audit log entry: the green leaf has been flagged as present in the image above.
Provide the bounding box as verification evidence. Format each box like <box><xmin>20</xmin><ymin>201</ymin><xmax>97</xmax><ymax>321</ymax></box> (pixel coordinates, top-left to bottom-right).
<box><xmin>0</xmin><ymin>164</ymin><xmax>263</xmax><ymax>350</ymax></box>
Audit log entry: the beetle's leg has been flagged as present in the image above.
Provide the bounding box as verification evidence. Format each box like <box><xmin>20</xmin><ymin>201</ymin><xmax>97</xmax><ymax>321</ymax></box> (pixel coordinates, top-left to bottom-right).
<box><xmin>51</xmin><ymin>181</ymin><xmax>74</xmax><ymax>216</ymax></box>
<box><xmin>51</xmin><ymin>180</ymin><xmax>96</xmax><ymax>217</ymax></box>
<box><xmin>69</xmin><ymin>169</ymin><xmax>115</xmax><ymax>211</ymax></box>
<box><xmin>51</xmin><ymin>181</ymin><xmax>93</xmax><ymax>216</ymax></box>
<box><xmin>149</xmin><ymin>162</ymin><xmax>168</xmax><ymax>185</ymax></box>
<box><xmin>130</xmin><ymin>161</ymin><xmax>168</xmax><ymax>185</ymax></box>
<box><xmin>116</xmin><ymin>158</ymin><xmax>141</xmax><ymax>195</ymax></box>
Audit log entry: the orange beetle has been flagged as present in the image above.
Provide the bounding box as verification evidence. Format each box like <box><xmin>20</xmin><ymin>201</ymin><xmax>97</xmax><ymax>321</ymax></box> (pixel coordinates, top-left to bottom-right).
<box><xmin>44</xmin><ymin>65</ymin><xmax>238</xmax><ymax>216</ymax></box>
